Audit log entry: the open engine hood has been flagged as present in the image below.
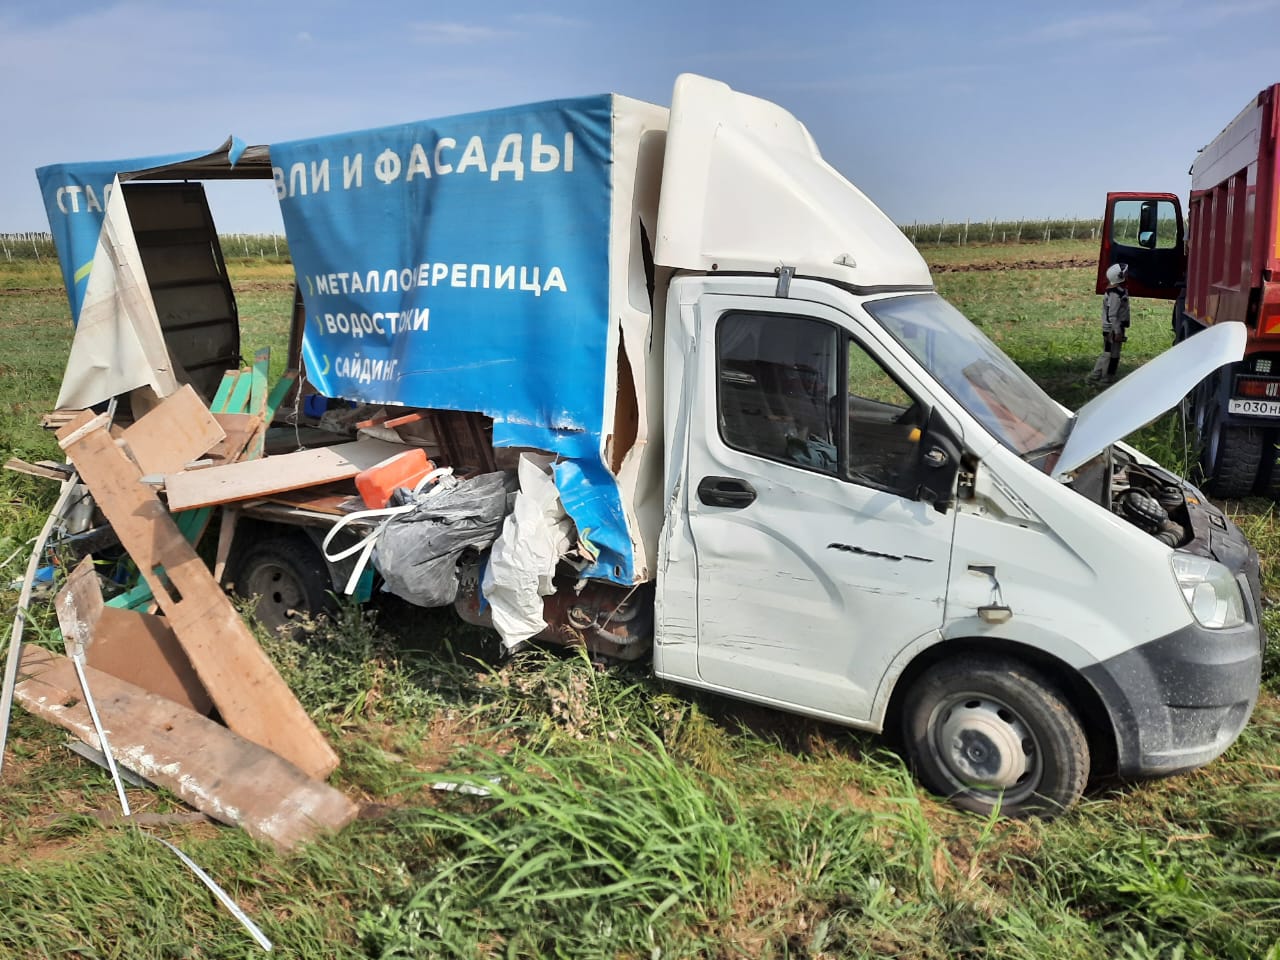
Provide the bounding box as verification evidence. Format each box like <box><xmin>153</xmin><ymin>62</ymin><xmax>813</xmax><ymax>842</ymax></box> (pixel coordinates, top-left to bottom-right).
<box><xmin>1053</xmin><ymin>322</ymin><xmax>1247</xmax><ymax>479</ymax></box>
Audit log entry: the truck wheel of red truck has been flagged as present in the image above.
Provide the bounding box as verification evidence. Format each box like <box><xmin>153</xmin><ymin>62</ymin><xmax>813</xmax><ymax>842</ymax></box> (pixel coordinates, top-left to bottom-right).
<box><xmin>1188</xmin><ymin>365</ymin><xmax>1263</xmax><ymax>497</ymax></box>
<box><xmin>902</xmin><ymin>655</ymin><xmax>1089</xmax><ymax>818</ymax></box>
<box><xmin>1202</xmin><ymin>419</ymin><xmax>1263</xmax><ymax>498</ymax></box>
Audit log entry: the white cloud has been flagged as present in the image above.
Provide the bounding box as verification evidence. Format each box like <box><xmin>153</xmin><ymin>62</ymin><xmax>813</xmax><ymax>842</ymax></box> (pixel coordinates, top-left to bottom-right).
<box><xmin>1194</xmin><ymin>0</ymin><xmax>1280</xmax><ymax>24</ymax></box>
<box><xmin>409</xmin><ymin>21</ymin><xmax>507</xmax><ymax>44</ymax></box>
<box><xmin>510</xmin><ymin>13</ymin><xmax>588</xmax><ymax>29</ymax></box>
<box><xmin>1027</xmin><ymin>10</ymin><xmax>1159</xmax><ymax>43</ymax></box>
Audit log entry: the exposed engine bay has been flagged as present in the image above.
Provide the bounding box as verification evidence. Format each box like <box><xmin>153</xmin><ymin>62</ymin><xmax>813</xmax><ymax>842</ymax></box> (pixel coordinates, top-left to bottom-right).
<box><xmin>1108</xmin><ymin>453</ymin><xmax>1192</xmax><ymax>547</ymax></box>
<box><xmin>1072</xmin><ymin>446</ymin><xmax>1253</xmax><ymax>572</ymax></box>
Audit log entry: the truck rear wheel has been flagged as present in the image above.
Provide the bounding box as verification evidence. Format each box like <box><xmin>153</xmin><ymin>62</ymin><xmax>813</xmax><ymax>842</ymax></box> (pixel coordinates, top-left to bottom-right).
<box><xmin>232</xmin><ymin>534</ymin><xmax>334</xmax><ymax>635</ymax></box>
<box><xmin>1203</xmin><ymin>420</ymin><xmax>1263</xmax><ymax>498</ymax></box>
<box><xmin>902</xmin><ymin>655</ymin><xmax>1089</xmax><ymax>818</ymax></box>
<box><xmin>1262</xmin><ymin>436</ymin><xmax>1280</xmax><ymax>499</ymax></box>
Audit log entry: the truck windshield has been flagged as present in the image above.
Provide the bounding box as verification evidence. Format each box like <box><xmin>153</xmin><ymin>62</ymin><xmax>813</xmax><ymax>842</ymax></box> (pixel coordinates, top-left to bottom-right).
<box><xmin>865</xmin><ymin>293</ymin><xmax>1070</xmax><ymax>457</ymax></box>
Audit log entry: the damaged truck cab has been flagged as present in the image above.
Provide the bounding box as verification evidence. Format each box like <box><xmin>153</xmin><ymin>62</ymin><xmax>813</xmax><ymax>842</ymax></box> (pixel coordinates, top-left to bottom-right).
<box><xmin>38</xmin><ymin>74</ymin><xmax>1262</xmax><ymax>816</ymax></box>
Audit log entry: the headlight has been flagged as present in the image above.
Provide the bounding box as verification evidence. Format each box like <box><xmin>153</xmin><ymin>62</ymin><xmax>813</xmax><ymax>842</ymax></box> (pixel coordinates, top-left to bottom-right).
<box><xmin>1171</xmin><ymin>555</ymin><xmax>1246</xmax><ymax>629</ymax></box>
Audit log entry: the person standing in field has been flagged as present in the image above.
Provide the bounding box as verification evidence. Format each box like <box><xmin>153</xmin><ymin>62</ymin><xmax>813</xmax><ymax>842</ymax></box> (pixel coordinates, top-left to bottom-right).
<box><xmin>1087</xmin><ymin>262</ymin><xmax>1130</xmax><ymax>385</ymax></box>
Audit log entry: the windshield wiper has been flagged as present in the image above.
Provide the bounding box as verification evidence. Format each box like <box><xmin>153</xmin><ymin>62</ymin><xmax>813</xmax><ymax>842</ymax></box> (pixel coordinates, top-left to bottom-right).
<box><xmin>1020</xmin><ymin>420</ymin><xmax>1076</xmax><ymax>463</ymax></box>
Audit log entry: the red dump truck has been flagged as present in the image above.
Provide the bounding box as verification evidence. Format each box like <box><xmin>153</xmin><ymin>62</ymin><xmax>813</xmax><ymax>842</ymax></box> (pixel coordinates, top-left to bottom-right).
<box><xmin>1098</xmin><ymin>82</ymin><xmax>1280</xmax><ymax>497</ymax></box>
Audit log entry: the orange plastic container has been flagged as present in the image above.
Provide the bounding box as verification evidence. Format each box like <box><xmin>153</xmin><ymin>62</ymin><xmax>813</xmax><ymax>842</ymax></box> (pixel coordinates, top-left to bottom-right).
<box><xmin>356</xmin><ymin>448</ymin><xmax>435</xmax><ymax>508</ymax></box>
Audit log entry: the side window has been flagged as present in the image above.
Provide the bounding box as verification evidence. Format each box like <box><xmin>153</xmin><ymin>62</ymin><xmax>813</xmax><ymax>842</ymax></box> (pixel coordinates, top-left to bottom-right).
<box><xmin>716</xmin><ymin>312</ymin><xmax>927</xmax><ymax>494</ymax></box>
<box><xmin>846</xmin><ymin>338</ymin><xmax>925</xmax><ymax>491</ymax></box>
<box><xmin>717</xmin><ymin>313</ymin><xmax>839</xmax><ymax>474</ymax></box>
<box><xmin>1111</xmin><ymin>197</ymin><xmax>1179</xmax><ymax>250</ymax></box>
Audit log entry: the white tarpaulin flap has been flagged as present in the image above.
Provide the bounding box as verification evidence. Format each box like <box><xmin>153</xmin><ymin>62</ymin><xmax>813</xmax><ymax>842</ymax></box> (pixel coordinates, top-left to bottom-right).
<box><xmin>482</xmin><ymin>454</ymin><xmax>575</xmax><ymax>650</ymax></box>
<box><xmin>55</xmin><ymin>178</ymin><xmax>177</xmax><ymax>410</ymax></box>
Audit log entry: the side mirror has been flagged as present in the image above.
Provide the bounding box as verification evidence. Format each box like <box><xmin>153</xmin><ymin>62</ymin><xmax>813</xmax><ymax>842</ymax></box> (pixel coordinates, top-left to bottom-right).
<box><xmin>1139</xmin><ymin>200</ymin><xmax>1159</xmax><ymax>250</ymax></box>
<box><xmin>913</xmin><ymin>409</ymin><xmax>962</xmax><ymax>513</ymax></box>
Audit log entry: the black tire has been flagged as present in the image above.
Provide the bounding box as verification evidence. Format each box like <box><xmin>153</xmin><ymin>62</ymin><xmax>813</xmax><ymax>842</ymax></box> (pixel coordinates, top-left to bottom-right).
<box><xmin>901</xmin><ymin>655</ymin><xmax>1089</xmax><ymax>818</ymax></box>
<box><xmin>1191</xmin><ymin>365</ymin><xmax>1263</xmax><ymax>497</ymax></box>
<box><xmin>232</xmin><ymin>535</ymin><xmax>334</xmax><ymax>634</ymax></box>
<box><xmin>1261</xmin><ymin>435</ymin><xmax>1280</xmax><ymax>500</ymax></box>
<box><xmin>1203</xmin><ymin>421</ymin><xmax>1263</xmax><ymax>498</ymax></box>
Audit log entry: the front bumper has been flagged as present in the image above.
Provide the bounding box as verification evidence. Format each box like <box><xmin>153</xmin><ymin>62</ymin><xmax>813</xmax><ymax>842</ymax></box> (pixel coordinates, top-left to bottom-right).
<box><xmin>1081</xmin><ymin>566</ymin><xmax>1262</xmax><ymax>777</ymax></box>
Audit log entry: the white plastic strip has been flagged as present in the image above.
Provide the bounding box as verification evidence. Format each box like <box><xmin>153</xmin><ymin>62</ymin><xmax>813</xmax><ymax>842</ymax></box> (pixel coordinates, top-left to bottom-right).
<box><xmin>70</xmin><ymin>653</ymin><xmax>131</xmax><ymax>816</ymax></box>
<box><xmin>146</xmin><ymin>835</ymin><xmax>273</xmax><ymax>952</ymax></box>
<box><xmin>321</xmin><ymin>467</ymin><xmax>454</xmax><ymax>594</ymax></box>
<box><xmin>81</xmin><ymin>682</ymin><xmax>273</xmax><ymax>953</ymax></box>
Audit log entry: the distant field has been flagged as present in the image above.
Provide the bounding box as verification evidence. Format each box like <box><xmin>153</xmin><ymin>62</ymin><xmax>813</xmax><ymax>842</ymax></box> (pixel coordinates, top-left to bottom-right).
<box><xmin>1</xmin><ymin>240</ymin><xmax>1277</xmax><ymax>959</ymax></box>
<box><xmin>1</xmin><ymin>220</ymin><xmax>1103</xmax><ymax>264</ymax></box>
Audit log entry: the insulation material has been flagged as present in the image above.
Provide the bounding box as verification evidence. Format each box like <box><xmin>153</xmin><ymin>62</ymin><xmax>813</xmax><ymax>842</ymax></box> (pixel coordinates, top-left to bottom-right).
<box><xmin>483</xmin><ymin>454</ymin><xmax>576</xmax><ymax>649</ymax></box>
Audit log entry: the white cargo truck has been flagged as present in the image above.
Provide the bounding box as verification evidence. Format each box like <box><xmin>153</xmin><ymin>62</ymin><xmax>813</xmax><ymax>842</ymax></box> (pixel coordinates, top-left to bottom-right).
<box><xmin>39</xmin><ymin>74</ymin><xmax>1263</xmax><ymax>816</ymax></box>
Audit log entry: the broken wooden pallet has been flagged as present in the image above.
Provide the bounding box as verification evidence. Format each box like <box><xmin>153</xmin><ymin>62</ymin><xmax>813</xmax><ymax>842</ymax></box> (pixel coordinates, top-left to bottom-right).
<box><xmin>120</xmin><ymin>383</ymin><xmax>225</xmax><ymax>476</ymax></box>
<box><xmin>14</xmin><ymin>645</ymin><xmax>357</xmax><ymax>850</ymax></box>
<box><xmin>57</xmin><ymin>410</ymin><xmax>339</xmax><ymax>780</ymax></box>
<box><xmin>163</xmin><ymin>438</ymin><xmax>406</xmax><ymax>511</ymax></box>
<box><xmin>107</xmin><ymin>363</ymin><xmax>295</xmax><ymax>613</ymax></box>
<box><xmin>57</xmin><ymin>557</ymin><xmax>211</xmax><ymax>715</ymax></box>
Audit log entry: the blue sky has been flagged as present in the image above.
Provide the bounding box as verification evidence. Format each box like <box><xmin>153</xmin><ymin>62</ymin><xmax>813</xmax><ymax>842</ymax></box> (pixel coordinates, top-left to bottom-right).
<box><xmin>5</xmin><ymin>0</ymin><xmax>1280</xmax><ymax>233</ymax></box>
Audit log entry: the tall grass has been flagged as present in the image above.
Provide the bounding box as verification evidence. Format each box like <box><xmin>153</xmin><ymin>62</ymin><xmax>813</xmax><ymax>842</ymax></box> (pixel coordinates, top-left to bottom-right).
<box><xmin>359</xmin><ymin>733</ymin><xmax>750</xmax><ymax>958</ymax></box>
<box><xmin>1</xmin><ymin>222</ymin><xmax>1100</xmax><ymax>265</ymax></box>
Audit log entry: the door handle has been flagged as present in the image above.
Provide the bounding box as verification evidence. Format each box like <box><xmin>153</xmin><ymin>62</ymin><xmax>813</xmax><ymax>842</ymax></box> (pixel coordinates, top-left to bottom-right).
<box><xmin>697</xmin><ymin>476</ymin><xmax>757</xmax><ymax>508</ymax></box>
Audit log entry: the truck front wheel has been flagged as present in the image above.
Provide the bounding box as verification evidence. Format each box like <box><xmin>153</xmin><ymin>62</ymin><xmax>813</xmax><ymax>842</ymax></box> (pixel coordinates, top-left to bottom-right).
<box><xmin>902</xmin><ymin>656</ymin><xmax>1089</xmax><ymax>818</ymax></box>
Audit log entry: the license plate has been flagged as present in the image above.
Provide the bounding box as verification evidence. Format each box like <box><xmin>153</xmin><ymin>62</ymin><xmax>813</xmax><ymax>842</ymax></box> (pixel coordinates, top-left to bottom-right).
<box><xmin>1228</xmin><ymin>398</ymin><xmax>1280</xmax><ymax>416</ymax></box>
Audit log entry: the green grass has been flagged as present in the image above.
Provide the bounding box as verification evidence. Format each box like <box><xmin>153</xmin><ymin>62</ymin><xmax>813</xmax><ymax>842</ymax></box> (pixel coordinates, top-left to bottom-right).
<box><xmin>1</xmin><ymin>243</ymin><xmax>1279</xmax><ymax>958</ymax></box>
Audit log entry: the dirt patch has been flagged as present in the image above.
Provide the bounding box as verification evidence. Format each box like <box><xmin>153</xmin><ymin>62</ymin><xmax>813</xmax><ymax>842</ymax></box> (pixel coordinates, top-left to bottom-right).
<box><xmin>233</xmin><ymin>279</ymin><xmax>295</xmax><ymax>292</ymax></box>
<box><xmin>929</xmin><ymin>257</ymin><xmax>1095</xmax><ymax>273</ymax></box>
<box><xmin>339</xmin><ymin>710</ymin><xmax>521</xmax><ymax>812</ymax></box>
<box><xmin>412</xmin><ymin>710</ymin><xmax>510</xmax><ymax>772</ymax></box>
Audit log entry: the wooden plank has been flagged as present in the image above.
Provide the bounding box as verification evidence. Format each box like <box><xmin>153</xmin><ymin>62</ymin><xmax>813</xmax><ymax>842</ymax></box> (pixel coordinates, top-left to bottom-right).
<box><xmin>57</xmin><ymin>416</ymin><xmax>339</xmax><ymax>780</ymax></box>
<box><xmin>261</xmin><ymin>483</ymin><xmax>362</xmax><ymax>515</ymax></box>
<box><xmin>249</xmin><ymin>348</ymin><xmax>269</xmax><ymax>416</ymax></box>
<box><xmin>53</xmin><ymin>555</ymin><xmax>104</xmax><ymax>654</ymax></box>
<box><xmin>105</xmin><ymin>372</ymin><xmax>256</xmax><ymax>614</ymax></box>
<box><xmin>226</xmin><ymin>368</ymin><xmax>254</xmax><ymax>414</ymax></box>
<box><xmin>206</xmin><ymin>413</ymin><xmax>262</xmax><ymax>466</ymax></box>
<box><xmin>3</xmin><ymin>457</ymin><xmax>71</xmax><ymax>482</ymax></box>
<box><xmin>14</xmin><ymin>646</ymin><xmax>356</xmax><ymax>850</ymax></box>
<box><xmin>56</xmin><ymin>557</ymin><xmax>211</xmax><ymax>715</ymax></box>
<box><xmin>265</xmin><ymin>370</ymin><xmax>298</xmax><ymax>423</ymax></box>
<box><xmin>247</xmin><ymin>369</ymin><xmax>297</xmax><ymax>461</ymax></box>
<box><xmin>210</xmin><ymin>370</ymin><xmax>240</xmax><ymax>412</ymax></box>
<box><xmin>384</xmin><ymin>411</ymin><xmax>428</xmax><ymax>430</ymax></box>
<box><xmin>212</xmin><ymin>508</ymin><xmax>239</xmax><ymax>584</ymax></box>
<box><xmin>93</xmin><ymin>609</ymin><xmax>212</xmax><ymax>714</ymax></box>
<box><xmin>41</xmin><ymin>409</ymin><xmax>87</xmax><ymax>430</ymax></box>
<box><xmin>122</xmin><ymin>384</ymin><xmax>226</xmax><ymax>477</ymax></box>
<box><xmin>163</xmin><ymin>438</ymin><xmax>406</xmax><ymax>512</ymax></box>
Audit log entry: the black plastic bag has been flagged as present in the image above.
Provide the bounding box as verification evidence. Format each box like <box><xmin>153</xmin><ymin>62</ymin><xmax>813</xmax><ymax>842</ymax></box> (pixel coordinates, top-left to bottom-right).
<box><xmin>374</xmin><ymin>470</ymin><xmax>517</xmax><ymax>607</ymax></box>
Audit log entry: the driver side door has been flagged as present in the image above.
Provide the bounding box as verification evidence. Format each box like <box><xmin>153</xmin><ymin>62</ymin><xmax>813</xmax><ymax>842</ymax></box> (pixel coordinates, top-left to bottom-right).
<box><xmin>688</xmin><ymin>293</ymin><xmax>958</xmax><ymax>722</ymax></box>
